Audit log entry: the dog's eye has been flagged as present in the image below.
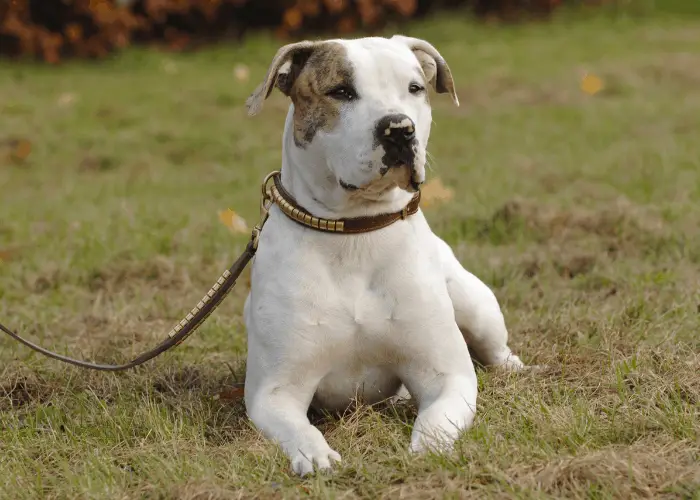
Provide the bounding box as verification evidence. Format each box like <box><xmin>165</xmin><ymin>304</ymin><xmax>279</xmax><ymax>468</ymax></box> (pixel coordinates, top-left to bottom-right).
<box><xmin>409</xmin><ymin>83</ymin><xmax>425</xmax><ymax>95</ymax></box>
<box><xmin>326</xmin><ymin>85</ymin><xmax>358</xmax><ymax>101</ymax></box>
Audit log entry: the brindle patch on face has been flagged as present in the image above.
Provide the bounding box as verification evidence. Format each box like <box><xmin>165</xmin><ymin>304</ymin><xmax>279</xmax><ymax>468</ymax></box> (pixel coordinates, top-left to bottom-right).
<box><xmin>289</xmin><ymin>43</ymin><xmax>355</xmax><ymax>148</ymax></box>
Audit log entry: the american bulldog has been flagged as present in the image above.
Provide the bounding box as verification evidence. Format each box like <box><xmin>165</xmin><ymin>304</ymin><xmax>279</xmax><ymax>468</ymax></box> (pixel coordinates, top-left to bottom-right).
<box><xmin>242</xmin><ymin>35</ymin><xmax>528</xmax><ymax>476</ymax></box>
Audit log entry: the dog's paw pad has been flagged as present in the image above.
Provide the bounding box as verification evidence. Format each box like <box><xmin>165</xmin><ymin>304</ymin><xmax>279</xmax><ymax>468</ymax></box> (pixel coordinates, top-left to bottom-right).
<box><xmin>291</xmin><ymin>446</ymin><xmax>341</xmax><ymax>476</ymax></box>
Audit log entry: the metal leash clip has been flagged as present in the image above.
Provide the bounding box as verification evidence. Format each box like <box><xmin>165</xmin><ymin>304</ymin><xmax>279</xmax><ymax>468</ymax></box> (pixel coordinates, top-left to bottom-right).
<box><xmin>252</xmin><ymin>170</ymin><xmax>278</xmax><ymax>250</ymax></box>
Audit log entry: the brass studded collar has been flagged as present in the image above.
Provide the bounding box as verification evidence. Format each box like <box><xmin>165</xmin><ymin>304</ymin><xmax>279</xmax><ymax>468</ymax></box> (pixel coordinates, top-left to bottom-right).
<box><xmin>268</xmin><ymin>171</ymin><xmax>421</xmax><ymax>234</ymax></box>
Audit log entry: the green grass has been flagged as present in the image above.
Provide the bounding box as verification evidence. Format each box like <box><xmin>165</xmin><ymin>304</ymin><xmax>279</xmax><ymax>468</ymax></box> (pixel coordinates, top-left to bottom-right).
<box><xmin>1</xmin><ymin>7</ymin><xmax>699</xmax><ymax>499</ymax></box>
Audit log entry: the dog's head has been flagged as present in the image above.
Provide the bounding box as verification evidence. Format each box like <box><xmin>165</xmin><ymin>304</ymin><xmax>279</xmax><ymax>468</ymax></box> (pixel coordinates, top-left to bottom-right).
<box><xmin>246</xmin><ymin>36</ymin><xmax>458</xmax><ymax>199</ymax></box>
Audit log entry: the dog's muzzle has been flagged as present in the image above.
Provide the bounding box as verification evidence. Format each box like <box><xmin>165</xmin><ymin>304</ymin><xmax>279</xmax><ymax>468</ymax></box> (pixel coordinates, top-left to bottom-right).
<box><xmin>375</xmin><ymin>113</ymin><xmax>421</xmax><ymax>191</ymax></box>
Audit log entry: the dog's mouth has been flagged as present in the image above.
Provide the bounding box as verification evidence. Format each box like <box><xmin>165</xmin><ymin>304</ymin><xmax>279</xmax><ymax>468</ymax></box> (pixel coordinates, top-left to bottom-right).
<box><xmin>382</xmin><ymin>160</ymin><xmax>423</xmax><ymax>193</ymax></box>
<box><xmin>339</xmin><ymin>179</ymin><xmax>359</xmax><ymax>191</ymax></box>
<box><xmin>407</xmin><ymin>178</ymin><xmax>423</xmax><ymax>193</ymax></box>
<box><xmin>339</xmin><ymin>162</ymin><xmax>422</xmax><ymax>195</ymax></box>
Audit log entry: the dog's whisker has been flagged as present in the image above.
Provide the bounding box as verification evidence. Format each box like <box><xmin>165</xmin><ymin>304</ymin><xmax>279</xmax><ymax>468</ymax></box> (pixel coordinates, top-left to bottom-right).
<box><xmin>426</xmin><ymin>150</ymin><xmax>439</xmax><ymax>172</ymax></box>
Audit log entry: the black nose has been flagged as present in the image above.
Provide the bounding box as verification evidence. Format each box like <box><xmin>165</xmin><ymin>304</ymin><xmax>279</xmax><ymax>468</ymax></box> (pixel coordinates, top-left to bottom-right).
<box><xmin>375</xmin><ymin>114</ymin><xmax>416</xmax><ymax>149</ymax></box>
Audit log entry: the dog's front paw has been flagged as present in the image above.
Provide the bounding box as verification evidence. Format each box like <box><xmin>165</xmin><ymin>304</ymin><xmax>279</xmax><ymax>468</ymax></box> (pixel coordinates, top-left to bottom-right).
<box><xmin>493</xmin><ymin>358</ymin><xmax>550</xmax><ymax>374</ymax></box>
<box><xmin>487</xmin><ymin>353</ymin><xmax>530</xmax><ymax>373</ymax></box>
<box><xmin>409</xmin><ymin>432</ymin><xmax>456</xmax><ymax>456</ymax></box>
<box><xmin>290</xmin><ymin>442</ymin><xmax>342</xmax><ymax>476</ymax></box>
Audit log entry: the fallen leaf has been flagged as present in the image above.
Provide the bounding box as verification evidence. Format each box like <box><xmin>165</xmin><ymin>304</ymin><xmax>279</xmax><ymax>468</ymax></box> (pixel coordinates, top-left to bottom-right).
<box><xmin>161</xmin><ymin>59</ymin><xmax>178</xmax><ymax>75</ymax></box>
<box><xmin>9</xmin><ymin>139</ymin><xmax>32</xmax><ymax>163</ymax></box>
<box><xmin>233</xmin><ymin>64</ymin><xmax>250</xmax><ymax>82</ymax></box>
<box><xmin>217</xmin><ymin>385</ymin><xmax>244</xmax><ymax>401</ymax></box>
<box><xmin>0</xmin><ymin>247</ymin><xmax>20</xmax><ymax>262</ymax></box>
<box><xmin>57</xmin><ymin>92</ymin><xmax>78</xmax><ymax>107</ymax></box>
<box><xmin>581</xmin><ymin>72</ymin><xmax>604</xmax><ymax>95</ymax></box>
<box><xmin>218</xmin><ymin>209</ymin><xmax>249</xmax><ymax>234</ymax></box>
<box><xmin>420</xmin><ymin>177</ymin><xmax>454</xmax><ymax>208</ymax></box>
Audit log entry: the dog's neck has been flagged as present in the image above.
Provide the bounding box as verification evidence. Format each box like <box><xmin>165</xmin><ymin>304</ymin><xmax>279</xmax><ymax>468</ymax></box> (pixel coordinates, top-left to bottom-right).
<box><xmin>278</xmin><ymin>105</ymin><xmax>416</xmax><ymax>220</ymax></box>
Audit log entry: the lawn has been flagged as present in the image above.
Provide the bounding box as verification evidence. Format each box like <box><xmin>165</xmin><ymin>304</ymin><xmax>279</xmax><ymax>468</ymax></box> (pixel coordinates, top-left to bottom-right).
<box><xmin>1</xmin><ymin>6</ymin><xmax>699</xmax><ymax>499</ymax></box>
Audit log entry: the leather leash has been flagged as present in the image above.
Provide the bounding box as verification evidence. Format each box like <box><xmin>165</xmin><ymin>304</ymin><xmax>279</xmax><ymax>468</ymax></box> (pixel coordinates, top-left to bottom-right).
<box><xmin>0</xmin><ymin>171</ymin><xmax>421</xmax><ymax>372</ymax></box>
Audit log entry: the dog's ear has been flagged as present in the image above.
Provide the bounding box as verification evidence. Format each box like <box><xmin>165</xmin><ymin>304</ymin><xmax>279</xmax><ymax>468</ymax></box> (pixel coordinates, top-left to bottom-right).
<box><xmin>391</xmin><ymin>35</ymin><xmax>459</xmax><ymax>106</ymax></box>
<box><xmin>246</xmin><ymin>41</ymin><xmax>319</xmax><ymax>116</ymax></box>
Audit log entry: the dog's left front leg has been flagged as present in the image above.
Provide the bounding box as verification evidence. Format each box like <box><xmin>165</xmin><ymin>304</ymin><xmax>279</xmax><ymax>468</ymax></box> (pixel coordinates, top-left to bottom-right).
<box><xmin>407</xmin><ymin>373</ymin><xmax>478</xmax><ymax>454</ymax></box>
<box><xmin>396</xmin><ymin>323</ymin><xmax>479</xmax><ymax>454</ymax></box>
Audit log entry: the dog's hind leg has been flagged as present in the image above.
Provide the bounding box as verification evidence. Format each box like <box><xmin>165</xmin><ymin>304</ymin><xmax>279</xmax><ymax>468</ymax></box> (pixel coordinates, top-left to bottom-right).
<box><xmin>432</xmin><ymin>234</ymin><xmax>526</xmax><ymax>371</ymax></box>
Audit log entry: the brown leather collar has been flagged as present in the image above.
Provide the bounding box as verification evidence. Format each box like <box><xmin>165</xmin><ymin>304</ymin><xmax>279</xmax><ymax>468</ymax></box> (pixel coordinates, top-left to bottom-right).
<box><xmin>270</xmin><ymin>173</ymin><xmax>421</xmax><ymax>234</ymax></box>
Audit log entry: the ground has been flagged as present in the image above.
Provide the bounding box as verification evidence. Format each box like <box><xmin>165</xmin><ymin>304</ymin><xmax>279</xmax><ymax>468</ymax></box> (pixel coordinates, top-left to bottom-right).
<box><xmin>1</xmin><ymin>6</ymin><xmax>699</xmax><ymax>500</ymax></box>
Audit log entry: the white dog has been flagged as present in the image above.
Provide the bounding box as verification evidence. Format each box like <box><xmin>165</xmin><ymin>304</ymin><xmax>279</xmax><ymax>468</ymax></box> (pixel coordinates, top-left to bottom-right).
<box><xmin>243</xmin><ymin>35</ymin><xmax>527</xmax><ymax>476</ymax></box>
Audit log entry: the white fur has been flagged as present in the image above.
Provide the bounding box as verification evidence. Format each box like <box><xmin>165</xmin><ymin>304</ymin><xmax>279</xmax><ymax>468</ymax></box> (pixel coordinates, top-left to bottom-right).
<box><xmin>243</xmin><ymin>36</ymin><xmax>526</xmax><ymax>476</ymax></box>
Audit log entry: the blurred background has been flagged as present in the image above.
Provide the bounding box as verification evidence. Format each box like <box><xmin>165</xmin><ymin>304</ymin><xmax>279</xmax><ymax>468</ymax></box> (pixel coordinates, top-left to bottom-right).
<box><xmin>1</xmin><ymin>0</ymin><xmax>697</xmax><ymax>64</ymax></box>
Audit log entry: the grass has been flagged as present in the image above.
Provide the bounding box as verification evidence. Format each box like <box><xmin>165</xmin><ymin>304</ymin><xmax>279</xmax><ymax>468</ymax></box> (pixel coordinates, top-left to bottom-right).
<box><xmin>1</xmin><ymin>6</ymin><xmax>700</xmax><ymax>499</ymax></box>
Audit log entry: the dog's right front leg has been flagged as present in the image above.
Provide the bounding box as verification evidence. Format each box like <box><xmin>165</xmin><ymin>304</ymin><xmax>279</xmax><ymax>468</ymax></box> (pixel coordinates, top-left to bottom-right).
<box><xmin>245</xmin><ymin>377</ymin><xmax>341</xmax><ymax>476</ymax></box>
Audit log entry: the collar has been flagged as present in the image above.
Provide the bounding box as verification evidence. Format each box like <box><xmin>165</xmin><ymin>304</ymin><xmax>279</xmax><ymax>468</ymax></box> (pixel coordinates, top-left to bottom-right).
<box><xmin>267</xmin><ymin>172</ymin><xmax>421</xmax><ymax>234</ymax></box>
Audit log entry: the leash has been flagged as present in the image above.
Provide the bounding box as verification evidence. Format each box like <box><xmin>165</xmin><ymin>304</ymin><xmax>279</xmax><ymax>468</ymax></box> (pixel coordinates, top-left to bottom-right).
<box><xmin>0</xmin><ymin>171</ymin><xmax>420</xmax><ymax>372</ymax></box>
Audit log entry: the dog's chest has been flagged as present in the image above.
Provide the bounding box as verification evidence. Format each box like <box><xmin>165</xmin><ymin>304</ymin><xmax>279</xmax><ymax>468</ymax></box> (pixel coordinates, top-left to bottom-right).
<box><xmin>252</xmin><ymin>212</ymin><xmax>441</xmax><ymax>355</ymax></box>
<box><xmin>341</xmin><ymin>275</ymin><xmax>397</xmax><ymax>334</ymax></box>
<box><xmin>292</xmin><ymin>247</ymin><xmax>416</xmax><ymax>350</ymax></box>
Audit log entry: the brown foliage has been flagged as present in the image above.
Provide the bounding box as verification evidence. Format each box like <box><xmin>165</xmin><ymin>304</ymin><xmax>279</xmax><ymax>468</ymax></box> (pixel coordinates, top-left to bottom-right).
<box><xmin>0</xmin><ymin>0</ymin><xmax>143</xmax><ymax>63</ymax></box>
<box><xmin>0</xmin><ymin>0</ymin><xmax>570</xmax><ymax>63</ymax></box>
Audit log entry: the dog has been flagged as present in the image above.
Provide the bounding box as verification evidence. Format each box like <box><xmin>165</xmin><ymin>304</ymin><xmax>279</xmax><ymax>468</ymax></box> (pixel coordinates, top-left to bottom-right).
<box><xmin>243</xmin><ymin>35</ymin><xmax>527</xmax><ymax>476</ymax></box>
